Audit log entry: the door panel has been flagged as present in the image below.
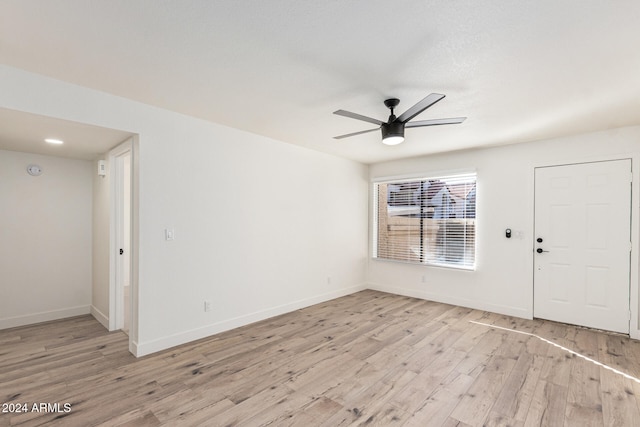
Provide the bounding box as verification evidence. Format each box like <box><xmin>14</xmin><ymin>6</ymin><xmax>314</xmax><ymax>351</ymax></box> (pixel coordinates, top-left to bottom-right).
<box><xmin>534</xmin><ymin>160</ymin><xmax>631</xmax><ymax>333</ymax></box>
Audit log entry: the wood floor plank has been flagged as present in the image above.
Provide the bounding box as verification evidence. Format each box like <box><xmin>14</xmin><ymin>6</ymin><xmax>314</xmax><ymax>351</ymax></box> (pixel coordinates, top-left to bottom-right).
<box><xmin>599</xmin><ymin>369</ymin><xmax>640</xmax><ymax>426</ymax></box>
<box><xmin>320</xmin><ymin>362</ymin><xmax>384</xmax><ymax>406</ymax></box>
<box><xmin>318</xmin><ymin>366</ymin><xmax>416</xmax><ymax>427</ymax></box>
<box><xmin>564</xmin><ymin>328</ymin><xmax>603</xmax><ymax>427</ymax></box>
<box><xmin>350</xmin><ymin>402</ymin><xmax>410</xmax><ymax>426</ymax></box>
<box><xmin>539</xmin><ymin>342</ymin><xmax>573</xmax><ymax>387</ymax></box>
<box><xmin>441</xmin><ymin>417</ymin><xmax>474</xmax><ymax>427</ymax></box>
<box><xmin>387</xmin><ymin>347</ymin><xmax>468</xmax><ymax>414</ymax></box>
<box><xmin>488</xmin><ymin>351</ymin><xmax>544</xmax><ymax>423</ymax></box>
<box><xmin>2</xmin><ymin>290</ymin><xmax>640</xmax><ymax>426</ymax></box>
<box><xmin>95</xmin><ymin>409</ymin><xmax>161</xmax><ymax>427</ymax></box>
<box><xmin>402</xmin><ymin>371</ymin><xmax>475</xmax><ymax>427</ymax></box>
<box><xmin>481</xmin><ymin>414</ymin><xmax>524</xmax><ymax>427</ymax></box>
<box><xmin>449</xmin><ymin>354</ymin><xmax>518</xmax><ymax>426</ymax></box>
<box><xmin>162</xmin><ymin>396</ymin><xmax>235</xmax><ymax>426</ymax></box>
<box><xmin>523</xmin><ymin>380</ymin><xmax>568</xmax><ymax>427</ymax></box>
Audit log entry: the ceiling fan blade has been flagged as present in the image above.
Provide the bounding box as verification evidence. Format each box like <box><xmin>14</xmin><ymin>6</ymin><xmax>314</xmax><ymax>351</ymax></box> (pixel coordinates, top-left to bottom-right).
<box><xmin>405</xmin><ymin>117</ymin><xmax>467</xmax><ymax>128</ymax></box>
<box><xmin>333</xmin><ymin>110</ymin><xmax>384</xmax><ymax>126</ymax></box>
<box><xmin>333</xmin><ymin>128</ymin><xmax>379</xmax><ymax>139</ymax></box>
<box><xmin>396</xmin><ymin>93</ymin><xmax>445</xmax><ymax>123</ymax></box>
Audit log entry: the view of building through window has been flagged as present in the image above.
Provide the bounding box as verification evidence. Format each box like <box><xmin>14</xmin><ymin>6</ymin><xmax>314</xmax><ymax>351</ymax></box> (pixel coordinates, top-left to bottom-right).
<box><xmin>374</xmin><ymin>173</ymin><xmax>476</xmax><ymax>269</ymax></box>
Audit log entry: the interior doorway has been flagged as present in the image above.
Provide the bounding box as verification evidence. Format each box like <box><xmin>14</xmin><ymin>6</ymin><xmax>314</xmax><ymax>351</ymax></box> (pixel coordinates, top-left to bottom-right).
<box><xmin>109</xmin><ymin>139</ymin><xmax>133</xmax><ymax>335</ymax></box>
<box><xmin>533</xmin><ymin>159</ymin><xmax>632</xmax><ymax>334</ymax></box>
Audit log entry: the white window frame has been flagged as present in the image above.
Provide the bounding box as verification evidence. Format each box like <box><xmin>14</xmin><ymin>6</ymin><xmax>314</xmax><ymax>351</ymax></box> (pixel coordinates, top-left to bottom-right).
<box><xmin>372</xmin><ymin>171</ymin><xmax>477</xmax><ymax>270</ymax></box>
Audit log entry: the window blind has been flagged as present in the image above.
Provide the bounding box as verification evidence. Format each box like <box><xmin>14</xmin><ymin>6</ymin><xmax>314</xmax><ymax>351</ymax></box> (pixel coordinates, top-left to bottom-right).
<box><xmin>373</xmin><ymin>173</ymin><xmax>476</xmax><ymax>269</ymax></box>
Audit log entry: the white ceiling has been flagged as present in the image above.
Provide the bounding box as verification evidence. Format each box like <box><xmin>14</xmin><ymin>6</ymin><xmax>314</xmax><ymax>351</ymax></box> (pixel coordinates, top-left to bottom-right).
<box><xmin>0</xmin><ymin>108</ymin><xmax>132</xmax><ymax>160</ymax></box>
<box><xmin>1</xmin><ymin>1</ymin><xmax>639</xmax><ymax>164</ymax></box>
<box><xmin>0</xmin><ymin>108</ymin><xmax>133</xmax><ymax>160</ymax></box>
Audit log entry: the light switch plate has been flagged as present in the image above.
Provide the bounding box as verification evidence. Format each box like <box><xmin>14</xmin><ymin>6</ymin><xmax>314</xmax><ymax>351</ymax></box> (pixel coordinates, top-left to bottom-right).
<box><xmin>165</xmin><ymin>228</ymin><xmax>175</xmax><ymax>241</ymax></box>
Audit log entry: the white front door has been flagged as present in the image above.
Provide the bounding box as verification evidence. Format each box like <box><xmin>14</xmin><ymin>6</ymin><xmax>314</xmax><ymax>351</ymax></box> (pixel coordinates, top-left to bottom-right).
<box><xmin>534</xmin><ymin>159</ymin><xmax>631</xmax><ymax>334</ymax></box>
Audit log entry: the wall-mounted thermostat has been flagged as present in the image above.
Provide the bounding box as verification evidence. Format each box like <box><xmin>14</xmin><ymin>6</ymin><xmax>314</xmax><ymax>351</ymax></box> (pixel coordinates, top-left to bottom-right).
<box><xmin>27</xmin><ymin>164</ymin><xmax>43</xmax><ymax>176</ymax></box>
<box><xmin>98</xmin><ymin>160</ymin><xmax>106</xmax><ymax>177</ymax></box>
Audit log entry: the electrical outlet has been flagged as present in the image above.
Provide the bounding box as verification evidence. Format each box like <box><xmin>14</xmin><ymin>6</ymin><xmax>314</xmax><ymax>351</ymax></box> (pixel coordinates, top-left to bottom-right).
<box><xmin>204</xmin><ymin>300</ymin><xmax>212</xmax><ymax>312</ymax></box>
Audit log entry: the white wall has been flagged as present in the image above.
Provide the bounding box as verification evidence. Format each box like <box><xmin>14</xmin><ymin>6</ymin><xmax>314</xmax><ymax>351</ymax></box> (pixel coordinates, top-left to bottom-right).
<box><xmin>0</xmin><ymin>65</ymin><xmax>369</xmax><ymax>355</ymax></box>
<box><xmin>0</xmin><ymin>149</ymin><xmax>93</xmax><ymax>328</ymax></box>
<box><xmin>368</xmin><ymin>126</ymin><xmax>640</xmax><ymax>338</ymax></box>
<box><xmin>137</xmin><ymin>117</ymin><xmax>369</xmax><ymax>354</ymax></box>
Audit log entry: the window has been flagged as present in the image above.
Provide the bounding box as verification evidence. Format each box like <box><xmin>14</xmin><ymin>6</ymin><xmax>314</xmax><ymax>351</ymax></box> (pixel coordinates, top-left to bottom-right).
<box><xmin>373</xmin><ymin>173</ymin><xmax>476</xmax><ymax>269</ymax></box>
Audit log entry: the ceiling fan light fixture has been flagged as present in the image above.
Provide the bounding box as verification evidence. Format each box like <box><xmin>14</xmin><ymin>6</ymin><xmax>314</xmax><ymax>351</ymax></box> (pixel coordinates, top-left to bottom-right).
<box><xmin>333</xmin><ymin>93</ymin><xmax>465</xmax><ymax>144</ymax></box>
<box><xmin>382</xmin><ymin>135</ymin><xmax>404</xmax><ymax>145</ymax></box>
<box><xmin>381</xmin><ymin>122</ymin><xmax>404</xmax><ymax>145</ymax></box>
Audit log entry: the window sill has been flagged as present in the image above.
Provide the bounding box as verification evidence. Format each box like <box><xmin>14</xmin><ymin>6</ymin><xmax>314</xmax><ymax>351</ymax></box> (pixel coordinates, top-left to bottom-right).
<box><xmin>371</xmin><ymin>256</ymin><xmax>476</xmax><ymax>271</ymax></box>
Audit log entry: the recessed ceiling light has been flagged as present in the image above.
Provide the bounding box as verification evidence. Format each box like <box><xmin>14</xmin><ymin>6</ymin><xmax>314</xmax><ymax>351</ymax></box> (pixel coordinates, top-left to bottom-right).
<box><xmin>45</xmin><ymin>138</ymin><xmax>64</xmax><ymax>145</ymax></box>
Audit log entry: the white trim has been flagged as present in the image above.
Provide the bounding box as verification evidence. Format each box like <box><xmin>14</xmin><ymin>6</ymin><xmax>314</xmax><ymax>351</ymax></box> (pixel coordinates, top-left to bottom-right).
<box><xmin>370</xmin><ymin>256</ymin><xmax>477</xmax><ymax>271</ymax></box>
<box><xmin>372</xmin><ymin>168</ymin><xmax>477</xmax><ymax>184</ymax></box>
<box><xmin>133</xmin><ymin>284</ymin><xmax>367</xmax><ymax>357</ymax></box>
<box><xmin>108</xmin><ymin>138</ymin><xmax>132</xmax><ymax>331</ymax></box>
<box><xmin>371</xmin><ymin>173</ymin><xmax>477</xmax><ymax>270</ymax></box>
<box><xmin>129</xmin><ymin>136</ymin><xmax>140</xmax><ymax>348</ymax></box>
<box><xmin>90</xmin><ymin>305</ymin><xmax>109</xmax><ymax>329</ymax></box>
<box><xmin>129</xmin><ymin>339</ymin><xmax>140</xmax><ymax>356</ymax></box>
<box><xmin>0</xmin><ymin>306</ymin><xmax>90</xmax><ymax>330</ymax></box>
<box><xmin>371</xmin><ymin>183</ymin><xmax>378</xmax><ymax>259</ymax></box>
<box><xmin>108</xmin><ymin>137</ymin><xmax>136</xmax><ymax>352</ymax></box>
<box><xmin>532</xmin><ymin>154</ymin><xmax>640</xmax><ymax>338</ymax></box>
<box><xmin>533</xmin><ymin>155</ymin><xmax>636</xmax><ymax>170</ymax></box>
<box><xmin>367</xmin><ymin>282</ymin><xmax>532</xmax><ymax>319</ymax></box>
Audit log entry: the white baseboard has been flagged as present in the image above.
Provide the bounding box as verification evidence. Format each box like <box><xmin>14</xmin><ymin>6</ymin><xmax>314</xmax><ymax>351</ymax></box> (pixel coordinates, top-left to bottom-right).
<box><xmin>133</xmin><ymin>284</ymin><xmax>367</xmax><ymax>357</ymax></box>
<box><xmin>366</xmin><ymin>282</ymin><xmax>532</xmax><ymax>319</ymax></box>
<box><xmin>0</xmin><ymin>305</ymin><xmax>91</xmax><ymax>330</ymax></box>
<box><xmin>129</xmin><ymin>339</ymin><xmax>139</xmax><ymax>356</ymax></box>
<box><xmin>90</xmin><ymin>305</ymin><xmax>109</xmax><ymax>329</ymax></box>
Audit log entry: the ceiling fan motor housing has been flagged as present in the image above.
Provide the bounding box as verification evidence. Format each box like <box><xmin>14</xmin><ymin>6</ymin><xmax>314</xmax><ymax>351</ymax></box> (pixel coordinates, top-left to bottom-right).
<box><xmin>381</xmin><ymin>121</ymin><xmax>404</xmax><ymax>140</ymax></box>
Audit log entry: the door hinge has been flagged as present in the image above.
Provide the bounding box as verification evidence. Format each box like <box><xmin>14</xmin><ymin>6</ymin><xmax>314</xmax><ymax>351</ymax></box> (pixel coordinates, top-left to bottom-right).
<box><xmin>630</xmin><ymin>241</ymin><xmax>633</xmax><ymax>252</ymax></box>
<box><xmin>629</xmin><ymin>310</ymin><xmax>632</xmax><ymax>321</ymax></box>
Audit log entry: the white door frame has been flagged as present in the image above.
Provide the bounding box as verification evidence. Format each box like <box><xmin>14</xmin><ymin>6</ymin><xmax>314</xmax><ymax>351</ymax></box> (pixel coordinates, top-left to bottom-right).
<box><xmin>532</xmin><ymin>154</ymin><xmax>640</xmax><ymax>340</ymax></box>
<box><xmin>108</xmin><ymin>137</ymin><xmax>139</xmax><ymax>352</ymax></box>
<box><xmin>533</xmin><ymin>159</ymin><xmax>631</xmax><ymax>333</ymax></box>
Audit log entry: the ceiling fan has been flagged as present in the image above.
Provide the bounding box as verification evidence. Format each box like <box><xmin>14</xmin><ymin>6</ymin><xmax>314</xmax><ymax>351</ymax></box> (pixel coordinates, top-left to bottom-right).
<box><xmin>333</xmin><ymin>93</ymin><xmax>466</xmax><ymax>145</ymax></box>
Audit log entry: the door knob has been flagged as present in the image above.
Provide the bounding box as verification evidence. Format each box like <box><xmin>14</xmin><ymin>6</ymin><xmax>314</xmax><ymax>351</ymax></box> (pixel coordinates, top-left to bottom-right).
<box><xmin>536</xmin><ymin>238</ymin><xmax>543</xmax><ymax>243</ymax></box>
<box><xmin>119</xmin><ymin>248</ymin><xmax>124</xmax><ymax>255</ymax></box>
<box><xmin>536</xmin><ymin>248</ymin><xmax>548</xmax><ymax>253</ymax></box>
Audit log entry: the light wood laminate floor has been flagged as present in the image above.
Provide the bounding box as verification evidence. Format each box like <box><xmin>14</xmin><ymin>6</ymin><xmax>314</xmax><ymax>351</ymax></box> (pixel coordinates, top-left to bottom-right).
<box><xmin>2</xmin><ymin>290</ymin><xmax>640</xmax><ymax>426</ymax></box>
